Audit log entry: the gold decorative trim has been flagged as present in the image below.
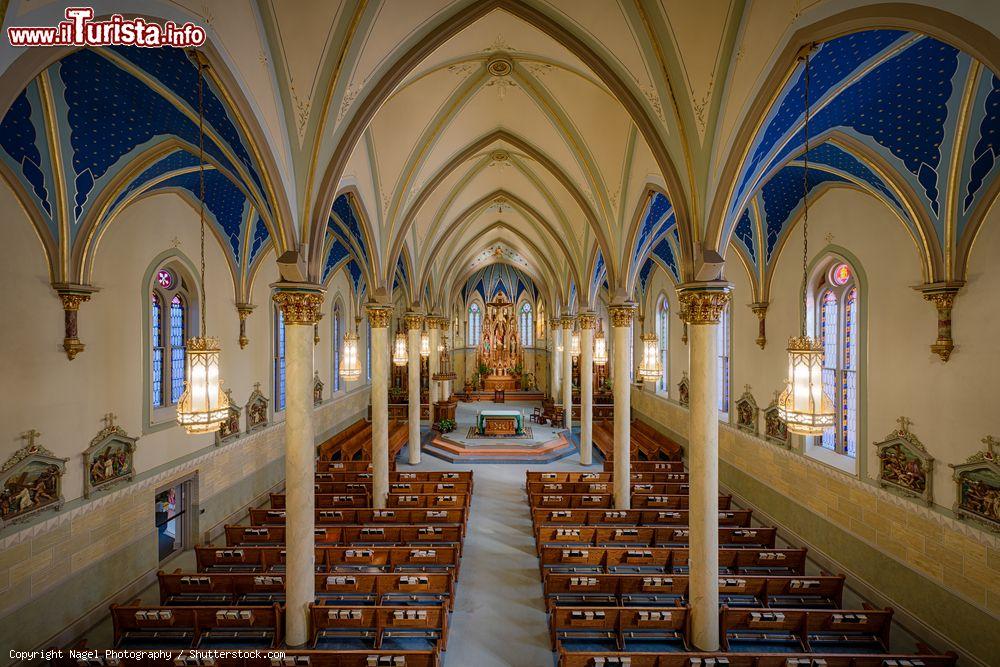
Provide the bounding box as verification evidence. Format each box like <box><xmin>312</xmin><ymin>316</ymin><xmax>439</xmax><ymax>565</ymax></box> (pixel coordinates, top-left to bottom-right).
<box><xmin>916</xmin><ymin>282</ymin><xmax>963</xmax><ymax>362</ymax></box>
<box><xmin>608</xmin><ymin>304</ymin><xmax>636</xmax><ymax>328</ymax></box>
<box><xmin>677</xmin><ymin>284</ymin><xmax>732</xmax><ymax>325</ymax></box>
<box><xmin>273</xmin><ymin>287</ymin><xmax>325</xmax><ymax>325</ymax></box>
<box><xmin>560</xmin><ymin>316</ymin><xmax>575</xmax><ymax>330</ymax></box>
<box><xmin>236</xmin><ymin>303</ymin><xmax>255</xmax><ymax>349</ymax></box>
<box><xmin>366</xmin><ymin>303</ymin><xmax>393</xmax><ymax>329</ymax></box>
<box><xmin>404</xmin><ymin>313</ymin><xmax>424</xmax><ymax>331</ymax></box>
<box><xmin>54</xmin><ymin>284</ymin><xmax>98</xmax><ymax>361</ymax></box>
<box><xmin>577</xmin><ymin>312</ymin><xmax>598</xmax><ymax>329</ymax></box>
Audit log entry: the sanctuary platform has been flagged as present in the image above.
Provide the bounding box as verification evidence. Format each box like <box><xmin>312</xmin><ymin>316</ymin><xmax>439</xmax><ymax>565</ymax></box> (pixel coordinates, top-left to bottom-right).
<box><xmin>423</xmin><ymin>401</ymin><xmax>579</xmax><ymax>463</ymax></box>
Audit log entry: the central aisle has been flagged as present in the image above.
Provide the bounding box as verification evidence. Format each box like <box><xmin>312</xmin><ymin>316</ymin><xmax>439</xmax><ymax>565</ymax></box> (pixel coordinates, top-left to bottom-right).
<box><xmin>402</xmin><ymin>444</ymin><xmax>596</xmax><ymax>666</ymax></box>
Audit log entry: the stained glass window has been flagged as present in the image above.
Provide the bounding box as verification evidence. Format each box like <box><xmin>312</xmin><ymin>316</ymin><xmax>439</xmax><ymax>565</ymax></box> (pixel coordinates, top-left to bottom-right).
<box><xmin>275</xmin><ymin>309</ymin><xmax>286</xmax><ymax>412</ymax></box>
<box><xmin>332</xmin><ymin>306</ymin><xmax>342</xmax><ymax>392</ymax></box>
<box><xmin>152</xmin><ymin>293</ymin><xmax>163</xmax><ymax>408</ymax></box>
<box><xmin>717</xmin><ymin>304</ymin><xmax>731</xmax><ymax>413</ymax></box>
<box><xmin>468</xmin><ymin>303</ymin><xmax>482</xmax><ymax>346</ymax></box>
<box><xmin>519</xmin><ymin>302</ymin><xmax>533</xmax><ymax>347</ymax></box>
<box><xmin>169</xmin><ymin>295</ymin><xmax>186</xmax><ymax>403</ymax></box>
<box><xmin>814</xmin><ymin>265</ymin><xmax>859</xmax><ymax>458</ymax></box>
<box><xmin>657</xmin><ymin>300</ymin><xmax>669</xmax><ymax>393</ymax></box>
<box><xmin>157</xmin><ymin>268</ymin><xmax>174</xmax><ymax>289</ymax></box>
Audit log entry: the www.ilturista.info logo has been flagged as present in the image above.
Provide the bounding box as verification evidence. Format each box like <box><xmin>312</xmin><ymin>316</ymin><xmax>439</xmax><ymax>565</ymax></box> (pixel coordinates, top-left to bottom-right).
<box><xmin>8</xmin><ymin>7</ymin><xmax>206</xmax><ymax>47</ymax></box>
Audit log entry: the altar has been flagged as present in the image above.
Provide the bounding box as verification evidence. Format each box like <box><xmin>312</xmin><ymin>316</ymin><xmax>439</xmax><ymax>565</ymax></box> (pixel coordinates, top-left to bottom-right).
<box><xmin>477</xmin><ymin>409</ymin><xmax>524</xmax><ymax>436</ymax></box>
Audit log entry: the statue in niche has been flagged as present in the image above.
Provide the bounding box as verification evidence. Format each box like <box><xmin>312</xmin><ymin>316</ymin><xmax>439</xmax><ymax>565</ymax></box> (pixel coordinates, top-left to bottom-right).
<box><xmin>246</xmin><ymin>383</ymin><xmax>269</xmax><ymax>432</ymax></box>
<box><xmin>874</xmin><ymin>416</ymin><xmax>933</xmax><ymax>505</ymax></box>
<box><xmin>314</xmin><ymin>372</ymin><xmax>324</xmax><ymax>405</ymax></box>
<box><xmin>950</xmin><ymin>436</ymin><xmax>1000</xmax><ymax>531</ymax></box>
<box><xmin>0</xmin><ymin>430</ymin><xmax>68</xmax><ymax>528</ymax></box>
<box><xmin>735</xmin><ymin>385</ymin><xmax>759</xmax><ymax>435</ymax></box>
<box><xmin>215</xmin><ymin>390</ymin><xmax>241</xmax><ymax>446</ymax></box>
<box><xmin>677</xmin><ymin>373</ymin><xmax>689</xmax><ymax>407</ymax></box>
<box><xmin>763</xmin><ymin>391</ymin><xmax>790</xmax><ymax>448</ymax></box>
<box><xmin>83</xmin><ymin>413</ymin><xmax>137</xmax><ymax>498</ymax></box>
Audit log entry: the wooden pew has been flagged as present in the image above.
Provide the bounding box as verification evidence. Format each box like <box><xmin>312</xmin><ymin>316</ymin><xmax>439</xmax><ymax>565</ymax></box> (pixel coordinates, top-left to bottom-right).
<box><xmin>528</xmin><ymin>493</ymin><xmax>733</xmax><ymax>511</ymax></box>
<box><xmin>530</xmin><ymin>508</ymin><xmax>753</xmax><ymax>533</ymax></box>
<box><xmin>541</xmin><ymin>573</ymin><xmax>845</xmax><ymax>611</ymax></box>
<box><xmin>309</xmin><ymin>604</ymin><xmax>447</xmax><ymax>653</ymax></box>
<box><xmin>270</xmin><ymin>492</ymin><xmax>471</xmax><ymax>510</ymax></box>
<box><xmin>550</xmin><ymin>606</ymin><xmax>690</xmax><ymax>654</ymax></box>
<box><xmin>720</xmin><ymin>606</ymin><xmax>894</xmax><ymax>654</ymax></box>
<box><xmin>224</xmin><ymin>524</ymin><xmax>464</xmax><ymax>552</ymax></box>
<box><xmin>556</xmin><ymin>651</ymin><xmax>957</xmax><ymax>667</ymax></box>
<box><xmin>109</xmin><ymin>603</ymin><xmax>282</xmax><ymax>649</ymax></box>
<box><xmin>195</xmin><ymin>545</ymin><xmax>460</xmax><ymax>577</ymax></box>
<box><xmin>527</xmin><ymin>481</ymin><xmax>690</xmax><ymax>496</ymax></box>
<box><xmin>157</xmin><ymin>571</ymin><xmax>455</xmax><ymax>610</ymax></box>
<box><xmin>526</xmin><ymin>471</ymin><xmax>688</xmax><ymax>484</ymax></box>
<box><xmin>539</xmin><ymin>546</ymin><xmax>807</xmax><ymax>576</ymax></box>
<box><xmin>534</xmin><ymin>525</ymin><xmax>777</xmax><ymax>551</ymax></box>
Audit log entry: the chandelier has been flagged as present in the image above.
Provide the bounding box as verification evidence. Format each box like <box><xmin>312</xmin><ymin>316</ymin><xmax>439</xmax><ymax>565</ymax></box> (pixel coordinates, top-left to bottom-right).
<box><xmin>433</xmin><ymin>336</ymin><xmax>457</xmax><ymax>381</ymax></box>
<box><xmin>392</xmin><ymin>327</ymin><xmax>408</xmax><ymax>367</ymax></box>
<box><xmin>593</xmin><ymin>326</ymin><xmax>608</xmax><ymax>366</ymax></box>
<box><xmin>638</xmin><ymin>332</ymin><xmax>661</xmax><ymax>380</ymax></box>
<box><xmin>419</xmin><ymin>323</ymin><xmax>430</xmax><ymax>359</ymax></box>
<box><xmin>569</xmin><ymin>327</ymin><xmax>581</xmax><ymax>358</ymax></box>
<box><xmin>177</xmin><ymin>52</ymin><xmax>229</xmax><ymax>434</ymax></box>
<box><xmin>776</xmin><ymin>47</ymin><xmax>834</xmax><ymax>435</ymax></box>
<box><xmin>340</xmin><ymin>329</ymin><xmax>361</xmax><ymax>381</ymax></box>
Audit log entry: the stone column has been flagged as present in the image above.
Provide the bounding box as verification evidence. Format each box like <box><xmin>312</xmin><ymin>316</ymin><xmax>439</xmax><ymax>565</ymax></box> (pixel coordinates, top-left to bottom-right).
<box><xmin>550</xmin><ymin>317</ymin><xmax>562</xmax><ymax>398</ymax></box>
<box><xmin>405</xmin><ymin>313</ymin><xmax>423</xmax><ymax>465</ymax></box>
<box><xmin>272</xmin><ymin>283</ymin><xmax>325</xmax><ymax>647</ymax></box>
<box><xmin>678</xmin><ymin>282</ymin><xmax>731</xmax><ymax>651</ymax></box>
<box><xmin>367</xmin><ymin>303</ymin><xmax>393</xmax><ymax>508</ymax></box>
<box><xmin>428</xmin><ymin>316</ymin><xmax>441</xmax><ymax>412</ymax></box>
<box><xmin>578</xmin><ymin>313</ymin><xmax>596</xmax><ymax>465</ymax></box>
<box><xmin>561</xmin><ymin>316</ymin><xmax>574</xmax><ymax>430</ymax></box>
<box><xmin>609</xmin><ymin>303</ymin><xmax>635</xmax><ymax>509</ymax></box>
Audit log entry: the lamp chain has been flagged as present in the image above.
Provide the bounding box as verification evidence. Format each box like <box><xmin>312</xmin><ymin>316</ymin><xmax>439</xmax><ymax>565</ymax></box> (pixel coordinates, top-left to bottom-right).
<box><xmin>800</xmin><ymin>49</ymin><xmax>811</xmax><ymax>337</ymax></box>
<box><xmin>197</xmin><ymin>54</ymin><xmax>207</xmax><ymax>338</ymax></box>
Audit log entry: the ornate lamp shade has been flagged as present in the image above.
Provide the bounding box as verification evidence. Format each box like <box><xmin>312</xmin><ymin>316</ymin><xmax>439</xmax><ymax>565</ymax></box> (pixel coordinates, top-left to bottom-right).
<box><xmin>420</xmin><ymin>329</ymin><xmax>431</xmax><ymax>359</ymax></box>
<box><xmin>569</xmin><ymin>330</ymin><xmax>581</xmax><ymax>358</ymax></box>
<box><xmin>638</xmin><ymin>332</ymin><xmax>661</xmax><ymax>380</ymax></box>
<box><xmin>593</xmin><ymin>329</ymin><xmax>608</xmax><ymax>366</ymax></box>
<box><xmin>340</xmin><ymin>331</ymin><xmax>361</xmax><ymax>381</ymax></box>
<box><xmin>177</xmin><ymin>336</ymin><xmax>230</xmax><ymax>433</ymax></box>
<box><xmin>777</xmin><ymin>336</ymin><xmax>835</xmax><ymax>435</ymax></box>
<box><xmin>392</xmin><ymin>330</ymin><xmax>408</xmax><ymax>367</ymax></box>
<box><xmin>433</xmin><ymin>337</ymin><xmax>457</xmax><ymax>381</ymax></box>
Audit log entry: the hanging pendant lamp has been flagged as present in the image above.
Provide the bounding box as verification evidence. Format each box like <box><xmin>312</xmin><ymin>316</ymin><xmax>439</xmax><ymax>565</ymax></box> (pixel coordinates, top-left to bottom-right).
<box><xmin>776</xmin><ymin>48</ymin><xmax>835</xmax><ymax>436</ymax></box>
<box><xmin>340</xmin><ymin>316</ymin><xmax>362</xmax><ymax>382</ymax></box>
<box><xmin>177</xmin><ymin>52</ymin><xmax>230</xmax><ymax>434</ymax></box>
<box><xmin>419</xmin><ymin>323</ymin><xmax>431</xmax><ymax>359</ymax></box>
<box><xmin>392</xmin><ymin>326</ymin><xmax>409</xmax><ymax>367</ymax></box>
<box><xmin>569</xmin><ymin>326</ymin><xmax>581</xmax><ymax>358</ymax></box>
<box><xmin>638</xmin><ymin>333</ymin><xmax>661</xmax><ymax>380</ymax></box>
<box><xmin>593</xmin><ymin>324</ymin><xmax>608</xmax><ymax>366</ymax></box>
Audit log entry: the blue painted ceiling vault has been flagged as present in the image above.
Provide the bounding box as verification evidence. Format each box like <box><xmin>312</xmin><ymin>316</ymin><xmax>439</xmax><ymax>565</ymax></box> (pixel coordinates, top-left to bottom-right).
<box><xmin>0</xmin><ymin>46</ymin><xmax>278</xmax><ymax>297</ymax></box>
<box><xmin>462</xmin><ymin>263</ymin><xmax>537</xmax><ymax>306</ymax></box>
<box><xmin>718</xmin><ymin>29</ymin><xmax>1000</xmax><ymax>292</ymax></box>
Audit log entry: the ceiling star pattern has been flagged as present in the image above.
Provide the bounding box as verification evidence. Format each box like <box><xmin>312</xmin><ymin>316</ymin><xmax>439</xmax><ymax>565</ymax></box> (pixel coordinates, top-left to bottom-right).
<box><xmin>462</xmin><ymin>262</ymin><xmax>536</xmax><ymax>305</ymax></box>
<box><xmin>721</xmin><ymin>29</ymin><xmax>1000</xmax><ymax>284</ymax></box>
<box><xmin>0</xmin><ymin>45</ymin><xmax>278</xmax><ymax>295</ymax></box>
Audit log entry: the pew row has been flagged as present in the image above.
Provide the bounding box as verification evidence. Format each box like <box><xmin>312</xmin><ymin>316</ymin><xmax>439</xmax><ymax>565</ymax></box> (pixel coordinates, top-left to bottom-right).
<box><xmin>224</xmin><ymin>524</ymin><xmax>464</xmax><ymax>553</ymax></box>
<box><xmin>195</xmin><ymin>546</ymin><xmax>460</xmax><ymax>578</ymax></box>
<box><xmin>539</xmin><ymin>547</ymin><xmax>807</xmax><ymax>576</ymax></box>
<box><xmin>534</xmin><ymin>526</ymin><xmax>777</xmax><ymax>552</ymax></box>
<box><xmin>531</xmin><ymin>509</ymin><xmax>753</xmax><ymax>533</ymax></box>
<box><xmin>528</xmin><ymin>494</ymin><xmax>733</xmax><ymax>510</ymax></box>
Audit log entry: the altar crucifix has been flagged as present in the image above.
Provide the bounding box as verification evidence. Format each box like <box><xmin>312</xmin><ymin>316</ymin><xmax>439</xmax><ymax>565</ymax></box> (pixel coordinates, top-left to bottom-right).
<box><xmin>477</xmin><ymin>293</ymin><xmax>523</xmax><ymax>390</ymax></box>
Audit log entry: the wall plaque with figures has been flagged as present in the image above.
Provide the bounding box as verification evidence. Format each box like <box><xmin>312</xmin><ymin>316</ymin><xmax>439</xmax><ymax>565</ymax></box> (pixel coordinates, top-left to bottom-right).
<box><xmin>950</xmin><ymin>436</ymin><xmax>1000</xmax><ymax>531</ymax></box>
<box><xmin>246</xmin><ymin>383</ymin><xmax>269</xmax><ymax>432</ymax></box>
<box><xmin>874</xmin><ymin>417</ymin><xmax>933</xmax><ymax>505</ymax></box>
<box><xmin>1</xmin><ymin>430</ymin><xmax>69</xmax><ymax>529</ymax></box>
<box><xmin>215</xmin><ymin>389</ymin><xmax>242</xmax><ymax>446</ymax></box>
<box><xmin>763</xmin><ymin>391</ymin><xmax>790</xmax><ymax>448</ymax></box>
<box><xmin>735</xmin><ymin>385</ymin><xmax>759</xmax><ymax>436</ymax></box>
<box><xmin>83</xmin><ymin>413</ymin><xmax>137</xmax><ymax>498</ymax></box>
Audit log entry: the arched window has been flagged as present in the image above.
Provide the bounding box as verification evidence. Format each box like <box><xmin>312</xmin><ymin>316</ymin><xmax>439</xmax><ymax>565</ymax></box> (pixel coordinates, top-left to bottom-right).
<box><xmin>717</xmin><ymin>304</ymin><xmax>731</xmax><ymax>413</ymax></box>
<box><xmin>148</xmin><ymin>261</ymin><xmax>193</xmax><ymax>415</ymax></box>
<box><xmin>468</xmin><ymin>303</ymin><xmax>482</xmax><ymax>346</ymax></box>
<box><xmin>815</xmin><ymin>261</ymin><xmax>859</xmax><ymax>457</ymax></box>
<box><xmin>519</xmin><ymin>302</ymin><xmax>533</xmax><ymax>346</ymax></box>
<box><xmin>274</xmin><ymin>308</ymin><xmax>286</xmax><ymax>412</ymax></box>
<box><xmin>656</xmin><ymin>299</ymin><xmax>669</xmax><ymax>393</ymax></box>
<box><xmin>332</xmin><ymin>304</ymin><xmax>342</xmax><ymax>392</ymax></box>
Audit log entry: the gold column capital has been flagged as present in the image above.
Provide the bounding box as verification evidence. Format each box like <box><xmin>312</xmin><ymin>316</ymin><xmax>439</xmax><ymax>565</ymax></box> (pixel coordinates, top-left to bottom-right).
<box><xmin>272</xmin><ymin>283</ymin><xmax>325</xmax><ymax>325</ymax></box>
<box><xmin>549</xmin><ymin>317</ymin><xmax>562</xmax><ymax>330</ymax></box>
<box><xmin>403</xmin><ymin>312</ymin><xmax>424</xmax><ymax>331</ymax></box>
<box><xmin>236</xmin><ymin>303</ymin><xmax>255</xmax><ymax>350</ymax></box>
<box><xmin>577</xmin><ymin>312</ymin><xmax>598</xmax><ymax>329</ymax></box>
<box><xmin>426</xmin><ymin>315</ymin><xmax>447</xmax><ymax>330</ymax></box>
<box><xmin>608</xmin><ymin>303</ymin><xmax>636</xmax><ymax>328</ymax></box>
<box><xmin>366</xmin><ymin>303</ymin><xmax>394</xmax><ymax>329</ymax></box>
<box><xmin>560</xmin><ymin>315</ymin><xmax>575</xmax><ymax>329</ymax></box>
<box><xmin>677</xmin><ymin>282</ymin><xmax>732</xmax><ymax>325</ymax></box>
<box><xmin>53</xmin><ymin>283</ymin><xmax>98</xmax><ymax>361</ymax></box>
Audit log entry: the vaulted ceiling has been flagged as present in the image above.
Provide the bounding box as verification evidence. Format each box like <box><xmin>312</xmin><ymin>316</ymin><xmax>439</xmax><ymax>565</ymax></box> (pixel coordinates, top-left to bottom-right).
<box><xmin>2</xmin><ymin>0</ymin><xmax>999</xmax><ymax>316</ymax></box>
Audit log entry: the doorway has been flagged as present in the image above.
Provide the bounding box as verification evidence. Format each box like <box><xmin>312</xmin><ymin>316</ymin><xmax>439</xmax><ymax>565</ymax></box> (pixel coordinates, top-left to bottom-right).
<box><xmin>155</xmin><ymin>479</ymin><xmax>192</xmax><ymax>562</ymax></box>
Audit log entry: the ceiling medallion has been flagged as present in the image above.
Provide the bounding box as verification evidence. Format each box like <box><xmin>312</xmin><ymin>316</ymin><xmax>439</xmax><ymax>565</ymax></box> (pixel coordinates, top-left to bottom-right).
<box><xmin>490</xmin><ymin>150</ymin><xmax>510</xmax><ymax>163</ymax></box>
<box><xmin>487</xmin><ymin>57</ymin><xmax>513</xmax><ymax>77</ymax></box>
